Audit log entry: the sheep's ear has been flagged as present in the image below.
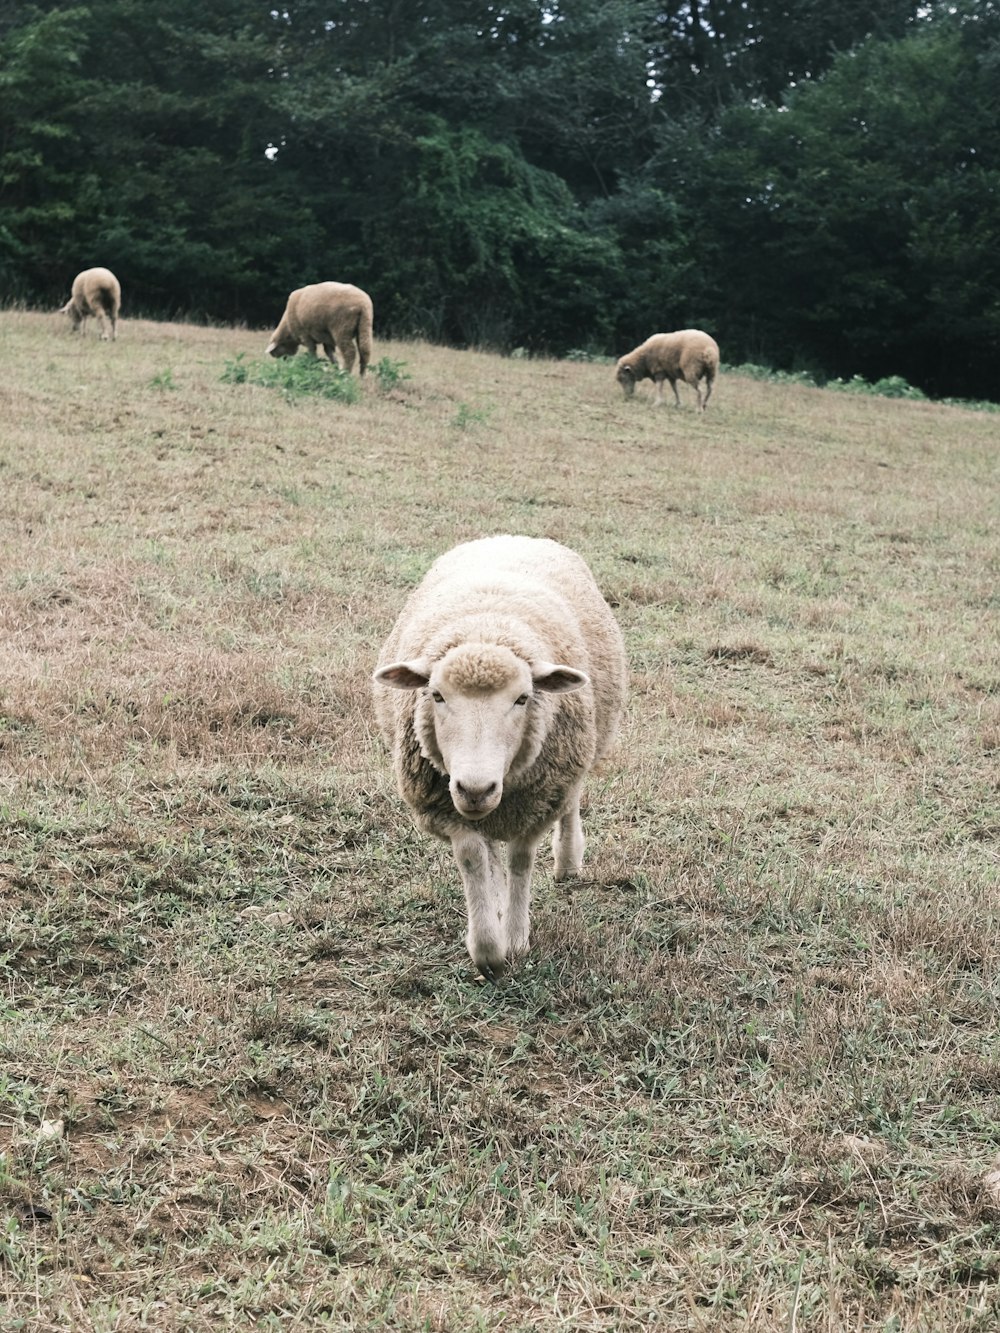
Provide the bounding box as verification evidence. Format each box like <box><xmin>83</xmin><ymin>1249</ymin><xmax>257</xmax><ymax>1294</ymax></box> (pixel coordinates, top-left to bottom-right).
<box><xmin>531</xmin><ymin>663</ymin><xmax>589</xmax><ymax>694</ymax></box>
<box><xmin>617</xmin><ymin>364</ymin><xmax>634</xmax><ymax>379</ymax></box>
<box><xmin>265</xmin><ymin>340</ymin><xmax>279</xmax><ymax>357</ymax></box>
<box><xmin>374</xmin><ymin>660</ymin><xmax>431</xmax><ymax>690</ymax></box>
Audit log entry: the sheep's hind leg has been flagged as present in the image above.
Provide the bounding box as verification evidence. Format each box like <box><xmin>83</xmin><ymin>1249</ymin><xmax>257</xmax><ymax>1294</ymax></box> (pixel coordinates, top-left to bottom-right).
<box><xmin>337</xmin><ymin>338</ymin><xmax>357</xmax><ymax>375</ymax></box>
<box><xmin>451</xmin><ymin>829</ymin><xmax>508</xmax><ymax>980</ymax></box>
<box><xmin>553</xmin><ymin>788</ymin><xmax>585</xmax><ymax>881</ymax></box>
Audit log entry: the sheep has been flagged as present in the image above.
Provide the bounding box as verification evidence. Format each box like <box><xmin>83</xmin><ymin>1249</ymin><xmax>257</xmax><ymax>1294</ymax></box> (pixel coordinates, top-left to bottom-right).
<box><xmin>60</xmin><ymin>267</ymin><xmax>121</xmax><ymax>341</ymax></box>
<box><xmin>266</xmin><ymin>282</ymin><xmax>373</xmax><ymax>375</ymax></box>
<box><xmin>373</xmin><ymin>535</ymin><xmax>627</xmax><ymax>981</ymax></box>
<box><xmin>615</xmin><ymin>329</ymin><xmax>719</xmax><ymax>410</ymax></box>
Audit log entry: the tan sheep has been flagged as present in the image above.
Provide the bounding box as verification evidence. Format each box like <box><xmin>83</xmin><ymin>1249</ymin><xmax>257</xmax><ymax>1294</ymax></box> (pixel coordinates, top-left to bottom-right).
<box><xmin>60</xmin><ymin>267</ymin><xmax>121</xmax><ymax>341</ymax></box>
<box><xmin>616</xmin><ymin>329</ymin><xmax>719</xmax><ymax>410</ymax></box>
<box><xmin>373</xmin><ymin>535</ymin><xmax>627</xmax><ymax>981</ymax></box>
<box><xmin>266</xmin><ymin>281</ymin><xmax>374</xmax><ymax>375</ymax></box>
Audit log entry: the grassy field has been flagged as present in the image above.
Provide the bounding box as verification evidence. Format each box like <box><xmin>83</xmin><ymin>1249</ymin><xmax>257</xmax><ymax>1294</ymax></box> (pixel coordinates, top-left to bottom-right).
<box><xmin>1</xmin><ymin>307</ymin><xmax>998</xmax><ymax>1331</ymax></box>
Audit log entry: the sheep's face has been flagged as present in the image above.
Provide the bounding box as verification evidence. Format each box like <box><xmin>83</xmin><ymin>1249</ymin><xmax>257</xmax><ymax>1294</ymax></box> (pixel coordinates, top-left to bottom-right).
<box><xmin>375</xmin><ymin>644</ymin><xmax>588</xmax><ymax>820</ymax></box>
<box><xmin>61</xmin><ymin>301</ymin><xmax>82</xmax><ymax>330</ymax></box>
<box><xmin>616</xmin><ymin>362</ymin><xmax>636</xmax><ymax>398</ymax></box>
<box><xmin>267</xmin><ymin>335</ymin><xmax>299</xmax><ymax>358</ymax></box>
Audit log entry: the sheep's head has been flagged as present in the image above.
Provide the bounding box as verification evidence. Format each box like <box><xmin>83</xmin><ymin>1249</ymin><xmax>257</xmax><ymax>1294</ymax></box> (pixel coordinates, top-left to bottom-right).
<box><xmin>374</xmin><ymin>643</ymin><xmax>588</xmax><ymax>820</ymax></box>
<box><xmin>615</xmin><ymin>361</ymin><xmax>636</xmax><ymax>398</ymax></box>
<box><xmin>60</xmin><ymin>300</ymin><xmax>82</xmax><ymax>329</ymax></box>
<box><xmin>266</xmin><ymin>334</ymin><xmax>298</xmax><ymax>358</ymax></box>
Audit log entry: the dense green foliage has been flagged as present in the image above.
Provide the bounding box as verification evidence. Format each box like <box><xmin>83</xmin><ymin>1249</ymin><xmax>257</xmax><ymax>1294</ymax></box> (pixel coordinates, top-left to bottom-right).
<box><xmin>2</xmin><ymin>1</ymin><xmax>998</xmax><ymax>397</ymax></box>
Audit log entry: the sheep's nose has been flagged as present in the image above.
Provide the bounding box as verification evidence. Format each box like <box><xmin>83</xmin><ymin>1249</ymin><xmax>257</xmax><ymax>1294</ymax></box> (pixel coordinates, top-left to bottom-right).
<box><xmin>455</xmin><ymin>779</ymin><xmax>498</xmax><ymax>806</ymax></box>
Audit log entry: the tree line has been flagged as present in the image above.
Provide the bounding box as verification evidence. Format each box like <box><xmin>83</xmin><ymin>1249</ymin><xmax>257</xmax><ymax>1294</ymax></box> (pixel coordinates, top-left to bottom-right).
<box><xmin>2</xmin><ymin>1</ymin><xmax>998</xmax><ymax>399</ymax></box>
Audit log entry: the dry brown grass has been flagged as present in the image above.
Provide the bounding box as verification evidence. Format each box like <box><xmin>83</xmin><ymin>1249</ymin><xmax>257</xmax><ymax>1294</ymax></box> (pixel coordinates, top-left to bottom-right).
<box><xmin>1</xmin><ymin>308</ymin><xmax>998</xmax><ymax>1329</ymax></box>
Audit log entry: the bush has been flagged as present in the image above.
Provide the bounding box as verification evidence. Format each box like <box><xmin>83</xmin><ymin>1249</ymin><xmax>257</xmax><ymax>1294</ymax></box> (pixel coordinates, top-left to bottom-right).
<box><xmin>829</xmin><ymin>373</ymin><xmax>925</xmax><ymax>400</ymax></box>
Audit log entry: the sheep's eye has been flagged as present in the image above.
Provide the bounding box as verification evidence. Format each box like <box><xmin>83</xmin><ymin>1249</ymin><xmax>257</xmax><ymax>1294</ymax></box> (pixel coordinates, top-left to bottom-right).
<box><xmin>431</xmin><ymin>690</ymin><xmax>445</xmax><ymax>704</ymax></box>
<box><xmin>514</xmin><ymin>694</ymin><xmax>529</xmax><ymax>707</ymax></box>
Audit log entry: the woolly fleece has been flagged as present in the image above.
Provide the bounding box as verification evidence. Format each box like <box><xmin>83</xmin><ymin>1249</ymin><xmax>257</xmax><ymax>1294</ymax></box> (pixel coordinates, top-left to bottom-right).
<box><xmin>616</xmin><ymin>329</ymin><xmax>719</xmax><ymax>409</ymax></box>
<box><xmin>373</xmin><ymin>535</ymin><xmax>627</xmax><ymax>845</ymax></box>
<box><xmin>266</xmin><ymin>281</ymin><xmax>374</xmax><ymax>375</ymax></box>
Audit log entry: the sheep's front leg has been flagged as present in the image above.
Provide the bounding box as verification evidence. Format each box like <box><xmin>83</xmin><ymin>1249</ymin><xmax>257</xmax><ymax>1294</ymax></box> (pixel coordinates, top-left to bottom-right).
<box><xmin>451</xmin><ymin>829</ymin><xmax>507</xmax><ymax>980</ymax></box>
<box><xmin>553</xmin><ymin>787</ymin><xmax>585</xmax><ymax>881</ymax></box>
<box><xmin>506</xmin><ymin>835</ymin><xmax>542</xmax><ymax>960</ymax></box>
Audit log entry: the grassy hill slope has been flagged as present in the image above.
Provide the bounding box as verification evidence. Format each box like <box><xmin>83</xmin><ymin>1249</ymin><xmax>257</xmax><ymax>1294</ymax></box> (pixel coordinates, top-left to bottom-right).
<box><xmin>2</xmin><ymin>310</ymin><xmax>998</xmax><ymax>1330</ymax></box>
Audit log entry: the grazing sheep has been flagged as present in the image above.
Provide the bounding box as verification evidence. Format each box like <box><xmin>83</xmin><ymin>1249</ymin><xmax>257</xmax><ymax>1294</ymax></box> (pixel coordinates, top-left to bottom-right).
<box><xmin>373</xmin><ymin>535</ymin><xmax>627</xmax><ymax>981</ymax></box>
<box><xmin>60</xmin><ymin>267</ymin><xmax>121</xmax><ymax>341</ymax></box>
<box><xmin>616</xmin><ymin>329</ymin><xmax>719</xmax><ymax>410</ymax></box>
<box><xmin>266</xmin><ymin>281</ymin><xmax>373</xmax><ymax>375</ymax></box>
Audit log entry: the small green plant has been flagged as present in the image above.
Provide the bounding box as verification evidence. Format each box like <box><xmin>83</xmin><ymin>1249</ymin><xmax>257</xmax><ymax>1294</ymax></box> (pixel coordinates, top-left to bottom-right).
<box><xmin>452</xmin><ymin>401</ymin><xmax>492</xmax><ymax>430</ymax></box>
<box><xmin>0</xmin><ymin>1215</ymin><xmax>23</xmax><ymax>1276</ymax></box>
<box><xmin>221</xmin><ymin>353</ymin><xmax>360</xmax><ymax>404</ymax></box>
<box><xmin>148</xmin><ymin>367</ymin><xmax>176</xmax><ymax>390</ymax></box>
<box><xmin>372</xmin><ymin>356</ymin><xmax>410</xmax><ymax>391</ymax></box>
<box><xmin>220</xmin><ymin>352</ymin><xmax>250</xmax><ymax>384</ymax></box>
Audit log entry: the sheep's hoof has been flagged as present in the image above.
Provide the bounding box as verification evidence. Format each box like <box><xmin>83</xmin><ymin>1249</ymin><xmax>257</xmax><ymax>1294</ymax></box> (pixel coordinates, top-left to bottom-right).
<box><xmin>553</xmin><ymin>864</ymin><xmax>583</xmax><ymax>882</ymax></box>
<box><xmin>507</xmin><ymin>931</ymin><xmax>530</xmax><ymax>961</ymax></box>
<box><xmin>469</xmin><ymin>939</ymin><xmax>508</xmax><ymax>983</ymax></box>
<box><xmin>474</xmin><ymin>956</ymin><xmax>508</xmax><ymax>983</ymax></box>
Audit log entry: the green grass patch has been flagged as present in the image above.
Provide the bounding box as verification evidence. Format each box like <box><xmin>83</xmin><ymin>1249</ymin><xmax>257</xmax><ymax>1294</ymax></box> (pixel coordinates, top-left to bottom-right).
<box><xmin>221</xmin><ymin>351</ymin><xmax>361</xmax><ymax>402</ymax></box>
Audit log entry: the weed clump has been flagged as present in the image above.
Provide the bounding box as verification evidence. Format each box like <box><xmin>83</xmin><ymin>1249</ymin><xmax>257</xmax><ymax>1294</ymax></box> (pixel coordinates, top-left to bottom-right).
<box><xmin>221</xmin><ymin>353</ymin><xmax>361</xmax><ymax>404</ymax></box>
<box><xmin>371</xmin><ymin>356</ymin><xmax>410</xmax><ymax>390</ymax></box>
<box><xmin>452</xmin><ymin>401</ymin><xmax>492</xmax><ymax>430</ymax></box>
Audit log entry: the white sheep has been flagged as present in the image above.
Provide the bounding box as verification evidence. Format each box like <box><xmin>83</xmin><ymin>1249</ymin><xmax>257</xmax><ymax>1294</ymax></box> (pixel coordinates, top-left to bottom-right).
<box><xmin>266</xmin><ymin>281</ymin><xmax>374</xmax><ymax>375</ymax></box>
<box><xmin>616</xmin><ymin>329</ymin><xmax>719</xmax><ymax>410</ymax></box>
<box><xmin>373</xmin><ymin>535</ymin><xmax>627</xmax><ymax>981</ymax></box>
<box><xmin>60</xmin><ymin>267</ymin><xmax>121</xmax><ymax>341</ymax></box>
